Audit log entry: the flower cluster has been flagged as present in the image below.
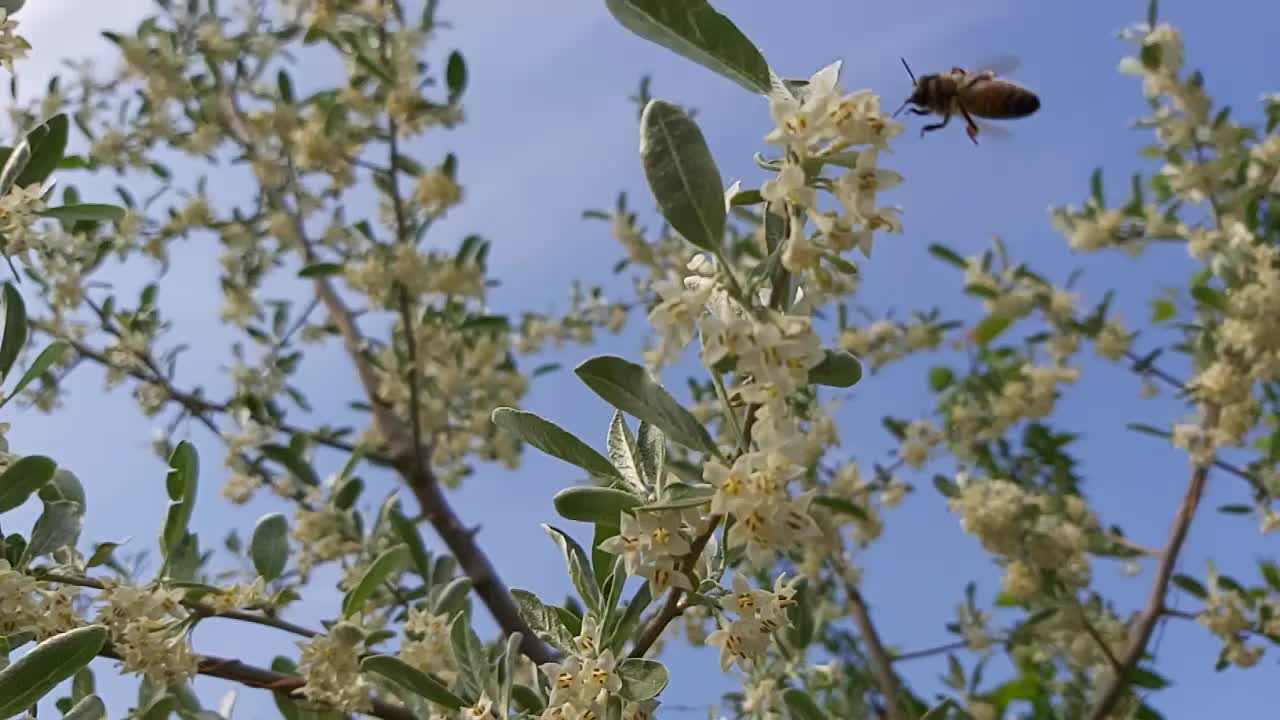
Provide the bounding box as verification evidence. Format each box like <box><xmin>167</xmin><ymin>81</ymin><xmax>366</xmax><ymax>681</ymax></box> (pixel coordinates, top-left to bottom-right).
<box><xmin>297</xmin><ymin>625</ymin><xmax>374</xmax><ymax>712</ymax></box>
<box><xmin>1194</xmin><ymin>564</ymin><xmax>1280</xmax><ymax>669</ymax></box>
<box><xmin>96</xmin><ymin>581</ymin><xmax>199</xmax><ymax>685</ymax></box>
<box><xmin>705</xmin><ymin>573</ymin><xmax>801</xmax><ymax>672</ymax></box>
<box><xmin>537</xmin><ymin>616</ymin><xmax>640</xmax><ymax>720</ymax></box>
<box><xmin>948</xmin><ymin>477</ymin><xmax>1100</xmax><ymax>599</ymax></box>
<box><xmin>760</xmin><ymin>62</ymin><xmax>905</xmax><ymax>271</ymax></box>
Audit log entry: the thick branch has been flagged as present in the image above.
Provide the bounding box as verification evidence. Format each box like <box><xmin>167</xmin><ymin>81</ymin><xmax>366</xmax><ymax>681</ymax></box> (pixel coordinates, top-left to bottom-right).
<box><xmin>836</xmin><ymin>562</ymin><xmax>907</xmax><ymax>720</ymax></box>
<box><xmin>1087</xmin><ymin>404</ymin><xmax>1220</xmax><ymax>719</ymax></box>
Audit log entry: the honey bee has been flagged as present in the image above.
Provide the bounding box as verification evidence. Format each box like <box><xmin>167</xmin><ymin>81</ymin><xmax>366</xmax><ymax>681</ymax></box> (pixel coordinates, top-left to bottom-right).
<box><xmin>892</xmin><ymin>57</ymin><xmax>1040</xmax><ymax>145</ymax></box>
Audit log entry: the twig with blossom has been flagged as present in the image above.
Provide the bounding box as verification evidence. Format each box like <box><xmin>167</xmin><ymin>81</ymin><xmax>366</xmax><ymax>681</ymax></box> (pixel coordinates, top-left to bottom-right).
<box><xmin>834</xmin><ymin>557</ymin><xmax>906</xmax><ymax>720</ymax></box>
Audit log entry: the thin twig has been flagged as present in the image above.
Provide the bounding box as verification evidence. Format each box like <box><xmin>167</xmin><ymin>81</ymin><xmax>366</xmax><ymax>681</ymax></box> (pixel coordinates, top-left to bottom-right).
<box><xmin>629</xmin><ymin>518</ymin><xmax>720</xmax><ymax>658</ymax></box>
<box><xmin>891</xmin><ymin>639</ymin><xmax>973</xmax><ymax>663</ymax></box>
<box><xmin>37</xmin><ymin>572</ymin><xmax>319</xmax><ymax>638</ymax></box>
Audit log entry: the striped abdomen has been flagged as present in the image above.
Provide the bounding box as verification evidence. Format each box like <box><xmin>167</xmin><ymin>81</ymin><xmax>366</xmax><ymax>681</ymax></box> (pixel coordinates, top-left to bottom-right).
<box><xmin>962</xmin><ymin>79</ymin><xmax>1040</xmax><ymax>119</ymax></box>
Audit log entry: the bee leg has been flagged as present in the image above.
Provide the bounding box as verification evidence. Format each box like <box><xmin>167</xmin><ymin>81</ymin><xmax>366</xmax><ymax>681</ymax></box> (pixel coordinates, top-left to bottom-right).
<box><xmin>957</xmin><ymin>104</ymin><xmax>980</xmax><ymax>145</ymax></box>
<box><xmin>906</xmin><ymin>108</ymin><xmax>931</xmax><ymax>116</ymax></box>
<box><xmin>921</xmin><ymin>111</ymin><xmax>951</xmax><ymax>138</ymax></box>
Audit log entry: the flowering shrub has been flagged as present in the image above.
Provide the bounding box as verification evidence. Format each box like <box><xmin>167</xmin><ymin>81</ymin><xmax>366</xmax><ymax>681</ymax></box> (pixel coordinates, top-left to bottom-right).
<box><xmin>0</xmin><ymin>1</ymin><xmax>1276</xmax><ymax>720</ymax></box>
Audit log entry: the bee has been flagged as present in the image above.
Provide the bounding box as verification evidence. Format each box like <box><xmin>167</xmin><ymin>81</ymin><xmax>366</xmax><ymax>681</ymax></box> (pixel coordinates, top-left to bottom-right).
<box><xmin>892</xmin><ymin>57</ymin><xmax>1040</xmax><ymax>145</ymax></box>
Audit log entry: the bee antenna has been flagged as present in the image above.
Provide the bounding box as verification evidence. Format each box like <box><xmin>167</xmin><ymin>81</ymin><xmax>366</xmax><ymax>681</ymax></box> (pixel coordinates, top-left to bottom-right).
<box><xmin>900</xmin><ymin>57</ymin><xmax>917</xmax><ymax>85</ymax></box>
<box><xmin>891</xmin><ymin>100</ymin><xmax>909</xmax><ymax>119</ymax></box>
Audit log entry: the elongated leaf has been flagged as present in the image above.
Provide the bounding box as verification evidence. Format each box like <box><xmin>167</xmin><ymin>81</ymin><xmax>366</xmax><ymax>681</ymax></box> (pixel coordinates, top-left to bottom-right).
<box><xmin>389</xmin><ymin>508</ymin><xmax>432</xmax><ymax>580</ymax></box>
<box><xmin>161</xmin><ymin>442</ymin><xmax>198</xmax><ymax>558</ymax></box>
<box><xmin>0</xmin><ymin>284</ymin><xmax>28</xmax><ymax>382</ymax></box>
<box><xmin>298</xmin><ymin>263</ymin><xmax>342</xmax><ymax>278</ymax></box>
<box><xmin>511</xmin><ymin>588</ymin><xmax>576</xmax><ymax>651</ymax></box>
<box><xmin>446</xmin><ymin>50</ymin><xmax>467</xmax><ymax>101</ymax></box>
<box><xmin>360</xmin><ymin>655</ymin><xmax>466</xmax><ymax>709</ymax></box>
<box><xmin>62</xmin><ymin>695</ymin><xmax>106</xmax><ymax>720</ymax></box>
<box><xmin>342</xmin><ymin>545</ymin><xmax>409</xmax><ymax>617</ymax></box>
<box><xmin>248</xmin><ymin>513</ymin><xmax>288</xmax><ymax>582</ymax></box>
<box><xmin>607</xmin><ymin>411</ymin><xmax>645</xmax><ymax>492</ymax></box>
<box><xmin>808</xmin><ymin>349</ymin><xmax>862</xmax><ymax>388</ymax></box>
<box><xmin>0</xmin><ymin>137</ymin><xmax>30</xmax><ymax>197</ymax></box>
<box><xmin>543</xmin><ymin>524</ymin><xmax>601</xmax><ymax>612</ymax></box>
<box><xmin>37</xmin><ymin>204</ymin><xmax>125</xmax><ymax>223</ymax></box>
<box><xmin>636</xmin><ymin>422</ymin><xmax>665</xmax><ymax>489</ymax></box>
<box><xmin>0</xmin><ymin>455</ymin><xmax>56</xmax><ymax>513</ymax></box>
<box><xmin>604</xmin><ymin>0</ymin><xmax>769</xmax><ymax>94</ymax></box>
<box><xmin>15</xmin><ymin>114</ymin><xmax>69</xmax><ymax>188</ymax></box>
<box><xmin>639</xmin><ymin>100</ymin><xmax>725</xmax><ymax>252</ymax></box>
<box><xmin>1</xmin><ymin>340</ymin><xmax>69</xmax><ymax>408</ymax></box>
<box><xmin>607</xmin><ymin>582</ymin><xmax>652</xmax><ymax>654</ymax></box>
<box><xmin>24</xmin><ymin>500</ymin><xmax>83</xmax><ymax>561</ymax></box>
<box><xmin>616</xmin><ymin>658</ymin><xmax>668</xmax><ymax>702</ymax></box>
<box><xmin>498</xmin><ymin>632</ymin><xmax>522</xmax><ymax>718</ymax></box>
<box><xmin>553</xmin><ymin>487</ymin><xmax>642</xmax><ymax>526</ymax></box>
<box><xmin>0</xmin><ymin>625</ymin><xmax>108</xmax><ymax>719</ymax></box>
<box><xmin>491</xmin><ymin>407</ymin><xmax>621</xmax><ymax>480</ymax></box>
<box><xmin>974</xmin><ymin>315</ymin><xmax>1013</xmax><ymax>346</ymax></box>
<box><xmin>575</xmin><ymin>356</ymin><xmax>717</xmax><ymax>455</ymax></box>
<box><xmin>260</xmin><ymin>444</ymin><xmax>320</xmax><ymax>487</ymax></box>
<box><xmin>432</xmin><ymin>577</ymin><xmax>472</xmax><ymax>616</ymax></box>
<box><xmin>782</xmin><ymin>688</ymin><xmax>825</xmax><ymax>720</ymax></box>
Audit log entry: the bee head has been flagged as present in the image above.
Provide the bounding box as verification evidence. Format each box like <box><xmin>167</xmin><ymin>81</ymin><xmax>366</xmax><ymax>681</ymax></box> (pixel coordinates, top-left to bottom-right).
<box><xmin>892</xmin><ymin>58</ymin><xmax>925</xmax><ymax>117</ymax></box>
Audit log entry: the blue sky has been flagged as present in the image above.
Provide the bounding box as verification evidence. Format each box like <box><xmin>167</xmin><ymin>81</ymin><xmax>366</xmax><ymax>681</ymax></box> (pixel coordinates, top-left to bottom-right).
<box><xmin>7</xmin><ymin>0</ymin><xmax>1280</xmax><ymax>717</ymax></box>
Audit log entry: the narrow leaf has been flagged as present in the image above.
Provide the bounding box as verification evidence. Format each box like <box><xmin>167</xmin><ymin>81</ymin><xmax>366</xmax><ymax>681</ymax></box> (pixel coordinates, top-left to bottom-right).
<box><xmin>0</xmin><ymin>625</ymin><xmax>108</xmax><ymax>719</ymax></box>
<box><xmin>491</xmin><ymin>407</ymin><xmax>621</xmax><ymax>480</ymax></box>
<box><xmin>639</xmin><ymin>99</ymin><xmax>726</xmax><ymax>252</ymax></box>
<box><xmin>360</xmin><ymin>655</ymin><xmax>466</xmax><ymax>709</ymax></box>
<box><xmin>575</xmin><ymin>355</ymin><xmax>717</xmax><ymax>455</ymax></box>
<box><xmin>342</xmin><ymin>545</ymin><xmax>409</xmax><ymax>617</ymax></box>
<box><xmin>0</xmin><ymin>455</ymin><xmax>56</xmax><ymax>514</ymax></box>
<box><xmin>553</xmin><ymin>487</ymin><xmax>643</xmax><ymax>526</ymax></box>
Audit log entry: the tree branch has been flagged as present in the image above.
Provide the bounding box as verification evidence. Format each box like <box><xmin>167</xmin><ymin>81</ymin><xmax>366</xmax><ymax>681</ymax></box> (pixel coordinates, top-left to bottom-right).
<box><xmin>629</xmin><ymin>518</ymin><xmax>720</xmax><ymax>659</ymax></box>
<box><xmin>98</xmin><ymin>645</ymin><xmax>416</xmax><ymax>720</ymax></box>
<box><xmin>1087</xmin><ymin>404</ymin><xmax>1220</xmax><ymax>719</ymax></box>
<box><xmin>835</xmin><ymin>560</ymin><xmax>907</xmax><ymax>720</ymax></box>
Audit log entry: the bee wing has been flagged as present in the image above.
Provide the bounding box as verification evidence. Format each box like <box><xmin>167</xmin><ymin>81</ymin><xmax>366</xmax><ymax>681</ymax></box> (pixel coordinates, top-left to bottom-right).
<box><xmin>972</xmin><ymin>54</ymin><xmax>1021</xmax><ymax>78</ymax></box>
<box><xmin>972</xmin><ymin>119</ymin><xmax>1014</xmax><ymax>142</ymax></box>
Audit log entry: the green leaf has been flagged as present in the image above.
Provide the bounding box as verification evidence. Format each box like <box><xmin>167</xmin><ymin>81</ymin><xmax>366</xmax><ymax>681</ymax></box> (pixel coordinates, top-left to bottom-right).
<box><xmin>543</xmin><ymin>524</ymin><xmax>601</xmax><ymax>613</ymax></box>
<box><xmin>248</xmin><ymin>513</ymin><xmax>289</xmax><ymax>582</ymax></box>
<box><xmin>607</xmin><ymin>410</ymin><xmax>646</xmax><ymax>493</ymax></box>
<box><xmin>446</xmin><ymin>50</ymin><xmax>467</xmax><ymax>101</ymax></box>
<box><xmin>1127</xmin><ymin>423</ymin><xmax>1170</xmax><ymax>439</ymax></box>
<box><xmin>0</xmin><ymin>625</ymin><xmax>108</xmax><ymax>719</ymax></box>
<box><xmin>974</xmin><ymin>315</ymin><xmax>1013</xmax><ymax>346</ymax></box>
<box><xmin>511</xmin><ymin>588</ymin><xmax>576</xmax><ymax>651</ymax></box>
<box><xmin>638</xmin><ymin>99</ymin><xmax>726</xmax><ymax>252</ymax></box>
<box><xmin>0</xmin><ymin>455</ymin><xmax>56</xmax><ymax>514</ymax></box>
<box><xmin>812</xmin><ymin>495</ymin><xmax>868</xmax><ymax>522</ymax></box>
<box><xmin>604</xmin><ymin>0</ymin><xmax>770</xmax><ymax>94</ymax></box>
<box><xmin>85</xmin><ymin>542</ymin><xmax>120</xmax><ymax>569</ymax></box>
<box><xmin>0</xmin><ymin>137</ymin><xmax>30</xmax><ymax>197</ymax></box>
<box><xmin>933</xmin><ymin>475</ymin><xmax>960</xmax><ymax>499</ymax></box>
<box><xmin>1151</xmin><ymin>299</ymin><xmax>1175</xmax><ymax>324</ymax></box>
<box><xmin>0</xmin><ymin>284</ymin><xmax>28</xmax><ymax>382</ymax></box>
<box><xmin>1172</xmin><ymin>574</ymin><xmax>1207</xmax><ymax>599</ymax></box>
<box><xmin>360</xmin><ymin>655</ymin><xmax>466</xmax><ymax>709</ymax></box>
<box><xmin>37</xmin><ymin>204</ymin><xmax>125</xmax><ymax>223</ymax></box>
<box><xmin>575</xmin><ymin>355</ymin><xmax>718</xmax><ymax>456</ymax></box>
<box><xmin>15</xmin><ymin>114</ymin><xmax>69</xmax><ymax>189</ymax></box>
<box><xmin>2</xmin><ymin>340</ymin><xmax>69</xmax><ymax>408</ymax></box>
<box><xmin>1147</xmin><ymin>0</ymin><xmax>1159</xmax><ymax>27</ymax></box>
<box><xmin>432</xmin><ymin>577</ymin><xmax>472</xmax><ymax>616</ymax></box>
<box><xmin>807</xmin><ymin>349</ymin><xmax>862</xmax><ymax>388</ymax></box>
<box><xmin>277</xmin><ymin>70</ymin><xmax>295</xmax><ymax>104</ymax></box>
<box><xmin>607</xmin><ymin>583</ymin><xmax>652</xmax><ymax>654</ymax></box>
<box><xmin>1261</xmin><ymin>561</ymin><xmax>1280</xmax><ymax>593</ymax></box>
<box><xmin>298</xmin><ymin>262</ymin><xmax>342</xmax><ymax>278</ymax></box>
<box><xmin>161</xmin><ymin>442</ymin><xmax>199</xmax><ymax>559</ymax></box>
<box><xmin>342</xmin><ymin>545</ymin><xmax>408</xmax><ymax>617</ymax></box>
<box><xmin>389</xmin><ymin>508</ymin><xmax>432</xmax><ymax>581</ymax></box>
<box><xmin>1190</xmin><ymin>285</ymin><xmax>1228</xmax><ymax>313</ymax></box>
<box><xmin>782</xmin><ymin>688</ymin><xmax>825</xmax><ymax>720</ymax></box>
<box><xmin>553</xmin><ymin>487</ymin><xmax>643</xmax><ymax>526</ymax></box>
<box><xmin>1090</xmin><ymin>167</ymin><xmax>1105</xmax><ymax>206</ymax></box>
<box><xmin>636</xmin><ymin>421</ymin><xmax>665</xmax><ymax>490</ymax></box>
<box><xmin>511</xmin><ymin>684</ymin><xmax>545</xmax><ymax>715</ymax></box>
<box><xmin>1216</xmin><ymin>504</ymin><xmax>1251</xmax><ymax>515</ymax></box>
<box><xmin>1129</xmin><ymin>666</ymin><xmax>1170</xmax><ymax>690</ymax></box>
<box><xmin>491</xmin><ymin>407</ymin><xmax>621</xmax><ymax>480</ymax></box>
<box><xmin>616</xmin><ymin>658</ymin><xmax>668</xmax><ymax>702</ymax></box>
<box><xmin>928</xmin><ymin>366</ymin><xmax>954</xmax><ymax>392</ymax></box>
<box><xmin>927</xmin><ymin>243</ymin><xmax>967</xmax><ymax>269</ymax></box>
<box><xmin>498</xmin><ymin>632</ymin><xmax>522</xmax><ymax>718</ymax></box>
<box><xmin>62</xmin><ymin>695</ymin><xmax>106</xmax><ymax>720</ymax></box>
<box><xmin>25</xmin><ymin>500</ymin><xmax>83</xmax><ymax>561</ymax></box>
<box><xmin>260</xmin><ymin>443</ymin><xmax>320</xmax><ymax>487</ymax></box>
<box><xmin>729</xmin><ymin>188</ymin><xmax>764</xmax><ymax>206</ymax></box>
